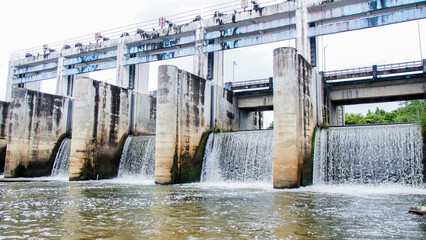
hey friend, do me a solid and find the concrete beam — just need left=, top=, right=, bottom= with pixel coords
left=328, top=79, right=426, bottom=105
left=237, top=94, right=273, bottom=111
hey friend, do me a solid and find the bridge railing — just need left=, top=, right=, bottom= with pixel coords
left=376, top=60, right=423, bottom=72
left=324, top=60, right=424, bottom=81
left=10, top=0, right=281, bottom=60
left=230, top=77, right=273, bottom=91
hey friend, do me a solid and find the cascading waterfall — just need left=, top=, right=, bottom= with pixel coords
left=51, top=138, right=71, bottom=177
left=117, top=135, right=155, bottom=179
left=201, top=130, right=273, bottom=183
left=313, top=123, right=424, bottom=186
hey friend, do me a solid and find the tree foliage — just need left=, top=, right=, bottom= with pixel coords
left=345, top=100, right=425, bottom=125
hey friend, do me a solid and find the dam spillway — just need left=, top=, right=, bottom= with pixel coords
left=51, top=138, right=71, bottom=178
left=313, top=123, right=424, bottom=186
left=201, top=130, right=273, bottom=184
left=117, top=135, right=156, bottom=180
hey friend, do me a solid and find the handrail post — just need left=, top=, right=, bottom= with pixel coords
left=372, top=65, right=378, bottom=80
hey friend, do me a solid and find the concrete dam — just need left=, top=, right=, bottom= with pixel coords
left=0, top=0, right=425, bottom=188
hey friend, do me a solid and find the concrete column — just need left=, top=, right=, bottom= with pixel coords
left=213, top=50, right=224, bottom=87
left=134, top=63, right=150, bottom=94
left=329, top=104, right=345, bottom=126
left=272, top=47, right=316, bottom=188
left=69, top=77, right=131, bottom=180
left=55, top=56, right=66, bottom=96
left=115, top=43, right=129, bottom=88
left=5, top=61, right=14, bottom=102
left=296, top=0, right=310, bottom=63
left=193, top=22, right=207, bottom=79
left=155, top=66, right=179, bottom=184
left=155, top=65, right=212, bottom=184
left=273, top=47, right=301, bottom=188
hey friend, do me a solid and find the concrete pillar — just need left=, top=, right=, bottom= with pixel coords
left=134, top=63, right=150, bottom=94
left=296, top=0, right=310, bottom=63
left=4, top=89, right=69, bottom=178
left=5, top=61, right=14, bottom=102
left=193, top=22, right=207, bottom=79
left=115, top=43, right=129, bottom=88
left=213, top=50, right=224, bottom=87
left=155, top=65, right=212, bottom=184
left=273, top=47, right=316, bottom=188
left=329, top=104, right=345, bottom=126
left=55, top=57, right=66, bottom=96
left=69, top=77, right=131, bottom=180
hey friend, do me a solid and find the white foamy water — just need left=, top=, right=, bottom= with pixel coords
left=51, top=138, right=71, bottom=178
left=294, top=184, right=426, bottom=196
left=313, top=123, right=424, bottom=186
left=201, top=130, right=273, bottom=184
left=117, top=135, right=155, bottom=181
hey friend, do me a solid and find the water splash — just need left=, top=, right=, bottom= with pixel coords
left=117, top=135, right=155, bottom=180
left=51, top=138, right=71, bottom=178
left=201, top=130, right=273, bottom=184
left=314, top=123, right=424, bottom=186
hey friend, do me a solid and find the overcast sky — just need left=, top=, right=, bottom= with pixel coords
left=0, top=0, right=425, bottom=115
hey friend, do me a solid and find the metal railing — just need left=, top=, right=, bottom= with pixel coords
left=10, top=0, right=281, bottom=60
left=231, top=77, right=272, bottom=90
left=324, top=60, right=424, bottom=79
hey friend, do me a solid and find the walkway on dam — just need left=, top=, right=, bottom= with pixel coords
left=231, top=59, right=425, bottom=110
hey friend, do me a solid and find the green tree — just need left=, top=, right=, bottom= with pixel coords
left=394, top=100, right=425, bottom=123
left=267, top=121, right=274, bottom=129
left=345, top=113, right=364, bottom=125
left=345, top=100, right=425, bottom=126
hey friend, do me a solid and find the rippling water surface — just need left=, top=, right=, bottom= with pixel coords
left=1, top=180, right=425, bottom=239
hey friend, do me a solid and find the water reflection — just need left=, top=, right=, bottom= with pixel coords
left=1, top=182, right=425, bottom=239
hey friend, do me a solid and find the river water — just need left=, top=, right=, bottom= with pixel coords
left=1, top=179, right=425, bottom=239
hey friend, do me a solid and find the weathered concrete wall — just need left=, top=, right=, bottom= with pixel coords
left=0, top=101, right=8, bottom=173
left=0, top=139, right=6, bottom=174
left=155, top=65, right=214, bottom=184
left=69, top=78, right=127, bottom=180
left=4, top=89, right=71, bottom=177
left=69, top=77, right=156, bottom=180
left=214, top=87, right=239, bottom=131
left=239, top=110, right=263, bottom=130
left=133, top=92, right=156, bottom=135
left=0, top=101, right=10, bottom=139
left=272, top=47, right=317, bottom=188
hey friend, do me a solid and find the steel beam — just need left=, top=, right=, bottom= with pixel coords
left=124, top=35, right=196, bottom=55
left=13, top=62, right=58, bottom=75
left=124, top=47, right=195, bottom=65
left=13, top=71, right=57, bottom=84
left=62, top=61, right=116, bottom=76
left=310, top=7, right=425, bottom=37
left=203, top=29, right=296, bottom=53
left=63, top=50, right=117, bottom=66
